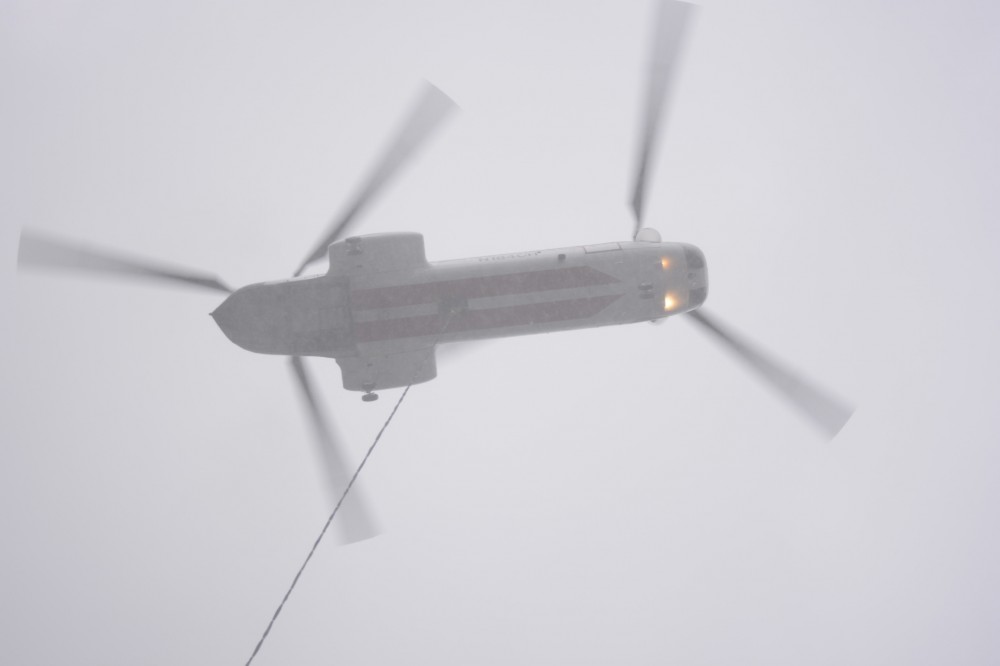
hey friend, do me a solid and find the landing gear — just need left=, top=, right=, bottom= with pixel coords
left=362, top=382, right=378, bottom=402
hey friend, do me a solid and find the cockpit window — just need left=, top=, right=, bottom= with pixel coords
left=684, top=245, right=705, bottom=269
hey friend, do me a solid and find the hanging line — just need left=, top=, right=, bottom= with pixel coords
left=245, top=312, right=455, bottom=665
left=244, top=383, right=414, bottom=666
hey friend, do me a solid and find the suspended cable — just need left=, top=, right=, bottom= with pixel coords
left=245, top=313, right=454, bottom=665
left=244, top=383, right=414, bottom=666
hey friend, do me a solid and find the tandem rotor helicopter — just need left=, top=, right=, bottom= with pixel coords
left=17, top=0, right=853, bottom=542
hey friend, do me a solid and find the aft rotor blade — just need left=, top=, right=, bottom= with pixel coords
left=629, top=0, right=695, bottom=237
left=18, top=230, right=231, bottom=294
left=293, top=83, right=457, bottom=276
left=289, top=356, right=379, bottom=544
left=687, top=309, right=854, bottom=438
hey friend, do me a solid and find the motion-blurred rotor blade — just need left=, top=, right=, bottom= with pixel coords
left=687, top=309, right=854, bottom=438
left=629, top=0, right=695, bottom=237
left=18, top=230, right=231, bottom=294
left=435, top=340, right=486, bottom=364
left=293, top=83, right=457, bottom=276
left=289, top=356, right=379, bottom=544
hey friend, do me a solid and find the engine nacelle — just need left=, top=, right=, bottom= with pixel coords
left=327, top=232, right=428, bottom=276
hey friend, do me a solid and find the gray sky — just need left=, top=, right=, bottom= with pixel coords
left=3, top=0, right=1000, bottom=664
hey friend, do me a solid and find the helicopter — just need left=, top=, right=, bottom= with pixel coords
left=17, top=0, right=852, bottom=543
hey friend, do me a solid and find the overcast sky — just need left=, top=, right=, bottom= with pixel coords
left=3, top=1, right=1000, bottom=664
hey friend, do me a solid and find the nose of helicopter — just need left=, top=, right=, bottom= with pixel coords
left=210, top=289, right=250, bottom=348
left=210, top=278, right=355, bottom=357
left=210, top=283, right=287, bottom=354
left=682, top=244, right=708, bottom=308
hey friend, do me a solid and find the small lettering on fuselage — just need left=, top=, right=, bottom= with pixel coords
left=476, top=251, right=543, bottom=262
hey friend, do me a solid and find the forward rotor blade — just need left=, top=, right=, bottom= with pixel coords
left=687, top=309, right=854, bottom=438
left=629, top=0, right=695, bottom=237
left=289, top=356, right=379, bottom=544
left=293, top=83, right=457, bottom=276
left=18, top=230, right=231, bottom=294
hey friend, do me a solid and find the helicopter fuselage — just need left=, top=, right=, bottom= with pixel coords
left=211, top=233, right=707, bottom=393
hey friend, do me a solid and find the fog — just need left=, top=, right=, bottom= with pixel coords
left=2, top=1, right=999, bottom=664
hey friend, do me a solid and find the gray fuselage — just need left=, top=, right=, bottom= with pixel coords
left=211, top=234, right=707, bottom=392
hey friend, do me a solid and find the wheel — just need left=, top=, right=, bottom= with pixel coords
left=362, top=392, right=379, bottom=403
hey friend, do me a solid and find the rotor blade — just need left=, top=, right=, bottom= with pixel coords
left=18, top=229, right=231, bottom=294
left=289, top=356, right=379, bottom=544
left=293, top=82, right=457, bottom=276
left=435, top=340, right=486, bottom=364
left=687, top=309, right=854, bottom=438
left=629, top=0, right=695, bottom=237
